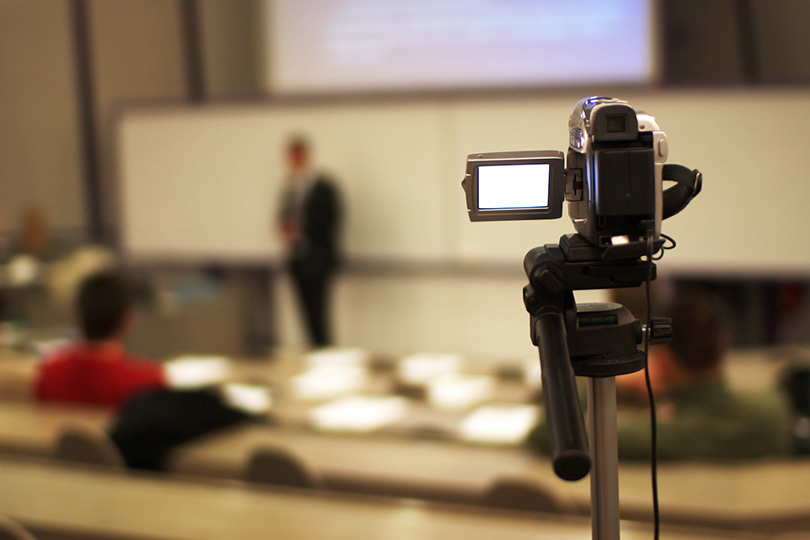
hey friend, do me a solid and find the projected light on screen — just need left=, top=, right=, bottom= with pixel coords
left=478, top=164, right=550, bottom=210
left=266, top=0, right=655, bottom=94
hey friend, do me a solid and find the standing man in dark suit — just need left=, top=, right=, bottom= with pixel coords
left=278, top=136, right=342, bottom=347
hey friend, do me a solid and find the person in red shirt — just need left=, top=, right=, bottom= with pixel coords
left=35, top=271, right=166, bottom=407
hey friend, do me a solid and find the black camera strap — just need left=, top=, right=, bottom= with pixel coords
left=662, top=164, right=703, bottom=219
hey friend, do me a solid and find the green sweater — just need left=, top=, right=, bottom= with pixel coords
left=529, top=381, right=792, bottom=461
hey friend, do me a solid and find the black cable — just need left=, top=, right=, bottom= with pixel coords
left=652, top=233, right=676, bottom=261
left=644, top=235, right=660, bottom=540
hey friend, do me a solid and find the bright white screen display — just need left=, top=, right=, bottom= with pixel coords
left=266, top=0, right=655, bottom=94
left=477, top=164, right=550, bottom=210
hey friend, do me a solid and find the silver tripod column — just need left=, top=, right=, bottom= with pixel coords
left=588, top=376, right=621, bottom=540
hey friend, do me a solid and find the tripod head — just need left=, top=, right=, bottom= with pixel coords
left=523, top=233, right=673, bottom=480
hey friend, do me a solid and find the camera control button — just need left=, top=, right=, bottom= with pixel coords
left=657, top=138, right=668, bottom=159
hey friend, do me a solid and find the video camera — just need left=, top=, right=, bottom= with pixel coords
left=461, top=97, right=703, bottom=489
left=462, top=96, right=701, bottom=260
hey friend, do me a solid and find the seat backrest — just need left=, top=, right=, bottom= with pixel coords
left=481, top=478, right=562, bottom=514
left=0, top=516, right=38, bottom=540
left=55, top=426, right=126, bottom=469
left=243, top=447, right=321, bottom=489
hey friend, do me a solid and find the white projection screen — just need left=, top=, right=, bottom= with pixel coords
left=265, top=0, right=657, bottom=94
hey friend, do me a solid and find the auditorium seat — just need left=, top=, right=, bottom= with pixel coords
left=0, top=516, right=37, bottom=540
left=54, top=426, right=125, bottom=469
left=243, top=447, right=322, bottom=489
left=482, top=477, right=564, bottom=514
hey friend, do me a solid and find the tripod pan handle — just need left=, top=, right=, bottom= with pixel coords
left=535, top=311, right=591, bottom=481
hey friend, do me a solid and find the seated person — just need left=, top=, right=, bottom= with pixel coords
left=529, top=291, right=792, bottom=461
left=34, top=271, right=166, bottom=407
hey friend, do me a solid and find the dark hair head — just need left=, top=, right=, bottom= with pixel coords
left=664, top=289, right=731, bottom=373
left=77, top=271, right=132, bottom=341
left=286, top=135, right=310, bottom=157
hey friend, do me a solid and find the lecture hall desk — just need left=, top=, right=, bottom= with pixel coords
left=168, top=350, right=810, bottom=532
left=0, top=396, right=805, bottom=533
left=0, top=456, right=777, bottom=540
left=164, top=421, right=810, bottom=533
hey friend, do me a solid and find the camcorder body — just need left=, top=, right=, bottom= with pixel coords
left=462, top=97, right=700, bottom=259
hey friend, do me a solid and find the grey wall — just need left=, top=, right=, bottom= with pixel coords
left=88, top=0, right=189, bottom=235
left=0, top=0, right=85, bottom=235
left=664, top=0, right=810, bottom=84
left=752, top=0, right=810, bottom=81
left=198, top=0, right=262, bottom=98
left=664, top=0, right=747, bottom=83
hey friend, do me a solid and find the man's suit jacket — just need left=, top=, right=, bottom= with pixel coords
left=281, top=175, right=341, bottom=269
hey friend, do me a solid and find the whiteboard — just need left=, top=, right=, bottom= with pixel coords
left=118, top=90, right=810, bottom=275
left=118, top=101, right=449, bottom=262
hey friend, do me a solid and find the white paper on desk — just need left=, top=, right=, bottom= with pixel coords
left=310, top=395, right=408, bottom=432
left=397, top=352, right=462, bottom=385
left=304, top=347, right=370, bottom=368
left=222, top=383, right=273, bottom=415
left=32, top=337, right=72, bottom=359
left=523, top=357, right=543, bottom=391
left=165, top=356, right=231, bottom=389
left=290, top=365, right=368, bottom=401
left=459, top=404, right=540, bottom=445
left=427, top=374, right=494, bottom=411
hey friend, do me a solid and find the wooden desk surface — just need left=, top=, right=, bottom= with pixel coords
left=0, top=401, right=112, bottom=457
left=4, top=396, right=807, bottom=531
left=0, top=457, right=766, bottom=540
left=166, top=422, right=810, bottom=527
left=167, top=424, right=571, bottom=505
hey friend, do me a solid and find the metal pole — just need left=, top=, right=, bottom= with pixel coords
left=588, top=377, right=620, bottom=540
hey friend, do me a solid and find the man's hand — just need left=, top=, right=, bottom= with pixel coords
left=281, top=220, right=300, bottom=246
